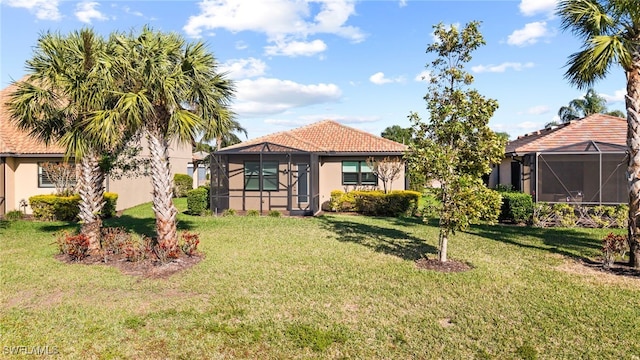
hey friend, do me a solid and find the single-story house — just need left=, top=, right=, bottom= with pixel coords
left=488, top=113, right=627, bottom=204
left=212, top=120, right=408, bottom=215
left=0, top=81, right=192, bottom=216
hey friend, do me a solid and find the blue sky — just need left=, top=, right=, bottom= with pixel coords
left=0, top=0, right=628, bottom=141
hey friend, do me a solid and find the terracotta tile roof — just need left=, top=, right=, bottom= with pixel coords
left=506, top=113, right=626, bottom=154
left=0, top=80, right=65, bottom=155
left=219, top=120, right=407, bottom=153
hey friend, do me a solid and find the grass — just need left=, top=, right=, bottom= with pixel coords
left=1, top=198, right=639, bottom=359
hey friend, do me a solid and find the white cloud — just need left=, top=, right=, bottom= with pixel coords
left=601, top=89, right=626, bottom=103
left=3, top=0, right=61, bottom=20
left=122, top=5, right=144, bottom=17
left=526, top=105, right=550, bottom=115
left=519, top=0, right=558, bottom=17
left=265, top=39, right=327, bottom=57
left=75, top=1, right=108, bottom=24
left=183, top=0, right=364, bottom=56
left=399, top=0, right=407, bottom=7
left=235, top=41, right=248, bottom=50
left=219, top=58, right=267, bottom=79
left=369, top=72, right=404, bottom=85
left=233, top=77, right=342, bottom=116
left=507, top=21, right=549, bottom=46
left=472, top=62, right=535, bottom=73
left=414, top=70, right=431, bottom=82
left=517, top=121, right=542, bottom=130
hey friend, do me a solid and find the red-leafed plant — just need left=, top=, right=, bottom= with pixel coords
left=602, top=233, right=628, bottom=268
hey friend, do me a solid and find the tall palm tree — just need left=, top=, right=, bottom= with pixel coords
left=557, top=0, right=640, bottom=267
left=558, top=88, right=624, bottom=122
left=89, top=27, right=235, bottom=250
left=8, top=29, right=111, bottom=251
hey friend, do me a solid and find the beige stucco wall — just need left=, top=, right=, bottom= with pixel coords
left=319, top=156, right=406, bottom=208
left=1, top=139, right=191, bottom=215
left=4, top=157, right=66, bottom=214
left=107, top=139, right=192, bottom=211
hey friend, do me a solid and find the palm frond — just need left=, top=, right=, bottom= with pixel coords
left=557, top=0, right=615, bottom=38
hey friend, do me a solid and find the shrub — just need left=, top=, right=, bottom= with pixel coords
left=187, top=186, right=209, bottom=215
left=101, top=192, right=119, bottom=218
left=179, top=231, right=200, bottom=256
left=100, top=227, right=131, bottom=255
left=602, top=233, right=628, bottom=268
left=56, top=231, right=90, bottom=261
left=246, top=209, right=260, bottom=217
left=154, top=240, right=180, bottom=263
left=499, top=192, right=533, bottom=224
left=268, top=210, right=282, bottom=217
left=222, top=208, right=237, bottom=217
left=5, top=210, right=23, bottom=221
left=173, top=173, right=193, bottom=198
left=30, top=194, right=80, bottom=221
left=329, top=190, right=356, bottom=212
left=348, top=190, right=420, bottom=217
left=30, top=193, right=118, bottom=221
left=123, top=233, right=151, bottom=262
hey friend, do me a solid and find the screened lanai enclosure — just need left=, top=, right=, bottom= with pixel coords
left=532, top=141, right=626, bottom=205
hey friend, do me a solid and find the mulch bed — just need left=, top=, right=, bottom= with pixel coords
left=55, top=253, right=204, bottom=279
left=415, top=257, right=473, bottom=273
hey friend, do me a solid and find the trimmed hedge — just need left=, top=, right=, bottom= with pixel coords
left=30, top=192, right=120, bottom=221
left=498, top=192, right=533, bottom=224
left=330, top=190, right=421, bottom=217
left=174, top=173, right=193, bottom=198
left=102, top=192, right=118, bottom=218
left=30, top=194, right=80, bottom=221
left=187, top=186, right=209, bottom=215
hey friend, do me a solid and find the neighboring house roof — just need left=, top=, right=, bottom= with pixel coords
left=506, top=113, right=626, bottom=155
left=0, top=81, right=65, bottom=155
left=218, top=120, right=407, bottom=154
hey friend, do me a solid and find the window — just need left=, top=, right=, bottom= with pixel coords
left=38, top=163, right=55, bottom=188
left=342, top=161, right=377, bottom=186
left=244, top=161, right=279, bottom=191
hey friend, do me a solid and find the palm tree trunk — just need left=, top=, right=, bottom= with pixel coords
left=78, top=150, right=105, bottom=252
left=626, top=60, right=640, bottom=268
left=147, top=130, right=178, bottom=250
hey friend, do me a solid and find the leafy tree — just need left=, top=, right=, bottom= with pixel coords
left=88, top=27, right=235, bottom=252
left=406, top=22, right=506, bottom=262
left=381, top=125, right=413, bottom=144
left=558, top=88, right=625, bottom=122
left=8, top=29, right=114, bottom=250
left=557, top=0, right=640, bottom=267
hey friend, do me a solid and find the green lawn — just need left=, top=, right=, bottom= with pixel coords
left=1, top=199, right=638, bottom=359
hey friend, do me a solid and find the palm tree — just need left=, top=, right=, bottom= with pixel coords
left=558, top=88, right=624, bottom=122
left=557, top=0, right=640, bottom=267
left=89, top=27, right=235, bottom=251
left=8, top=29, right=111, bottom=251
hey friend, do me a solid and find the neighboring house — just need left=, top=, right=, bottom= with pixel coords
left=212, top=120, right=408, bottom=215
left=0, top=81, right=192, bottom=216
left=488, top=113, right=627, bottom=205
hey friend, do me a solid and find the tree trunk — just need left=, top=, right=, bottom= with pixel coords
left=626, top=60, right=640, bottom=268
left=438, top=229, right=448, bottom=262
left=147, top=130, right=178, bottom=250
left=77, top=150, right=105, bottom=252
